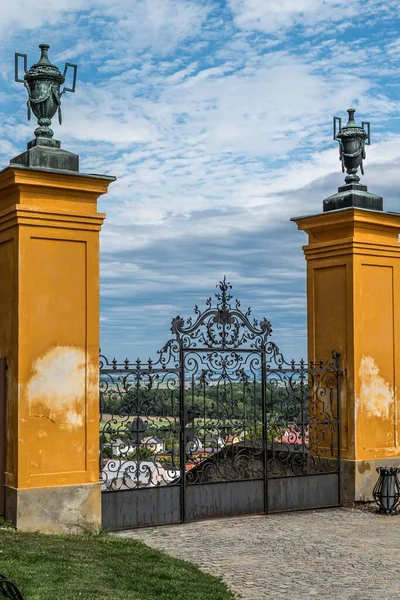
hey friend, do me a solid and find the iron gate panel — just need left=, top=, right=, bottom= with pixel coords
left=100, top=346, right=182, bottom=530
left=265, top=351, right=341, bottom=512
left=100, top=278, right=341, bottom=530
left=182, top=349, right=265, bottom=520
left=102, top=485, right=181, bottom=531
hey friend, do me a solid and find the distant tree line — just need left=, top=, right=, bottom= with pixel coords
left=101, top=381, right=308, bottom=421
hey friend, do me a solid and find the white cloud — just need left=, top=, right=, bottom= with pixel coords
left=228, top=0, right=400, bottom=34
left=0, top=0, right=86, bottom=31
left=1, top=0, right=400, bottom=361
left=228, top=0, right=353, bottom=33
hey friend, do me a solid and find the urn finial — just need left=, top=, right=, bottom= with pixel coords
left=333, top=108, right=371, bottom=185
left=322, top=108, right=382, bottom=212
left=346, top=107, right=356, bottom=123
left=38, top=43, right=51, bottom=65
left=15, top=43, right=77, bottom=141
left=12, top=44, right=79, bottom=172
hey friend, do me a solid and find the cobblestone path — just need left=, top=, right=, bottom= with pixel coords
left=116, top=508, right=400, bottom=600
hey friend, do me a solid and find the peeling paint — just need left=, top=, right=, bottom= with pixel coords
left=357, top=461, right=371, bottom=474
left=358, top=356, right=393, bottom=419
left=32, top=414, right=55, bottom=423
left=26, top=346, right=85, bottom=430
left=66, top=410, right=83, bottom=428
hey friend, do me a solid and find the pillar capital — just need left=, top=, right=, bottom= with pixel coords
left=293, top=208, right=400, bottom=260
left=293, top=206, right=400, bottom=237
left=0, top=166, right=115, bottom=216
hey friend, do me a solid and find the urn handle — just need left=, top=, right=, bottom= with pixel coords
left=14, top=53, right=28, bottom=84
left=333, top=116, right=342, bottom=140
left=362, top=121, right=371, bottom=145
left=61, top=62, right=77, bottom=95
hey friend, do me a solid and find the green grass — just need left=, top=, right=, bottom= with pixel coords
left=0, top=530, right=235, bottom=600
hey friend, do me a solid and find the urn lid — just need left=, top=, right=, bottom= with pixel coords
left=25, top=44, right=65, bottom=84
left=335, top=108, right=368, bottom=140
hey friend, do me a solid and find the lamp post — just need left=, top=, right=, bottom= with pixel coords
left=373, top=467, right=400, bottom=515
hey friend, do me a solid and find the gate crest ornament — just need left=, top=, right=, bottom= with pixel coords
left=171, top=277, right=272, bottom=349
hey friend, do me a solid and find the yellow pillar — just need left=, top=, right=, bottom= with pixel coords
left=0, top=165, right=114, bottom=532
left=293, top=208, right=400, bottom=502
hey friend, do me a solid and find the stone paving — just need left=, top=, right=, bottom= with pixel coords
left=116, top=508, right=400, bottom=600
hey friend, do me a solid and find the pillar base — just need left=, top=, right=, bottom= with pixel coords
left=4, top=483, right=101, bottom=534
left=341, top=458, right=400, bottom=503
left=10, top=138, right=79, bottom=172
left=322, top=183, right=383, bottom=212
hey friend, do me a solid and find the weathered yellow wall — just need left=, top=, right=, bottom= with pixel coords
left=354, top=258, right=398, bottom=459
left=294, top=209, right=400, bottom=497
left=308, top=263, right=350, bottom=458
left=0, top=167, right=113, bottom=499
left=0, top=234, right=17, bottom=486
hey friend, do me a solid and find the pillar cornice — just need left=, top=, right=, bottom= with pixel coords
left=302, top=239, right=400, bottom=260
left=0, top=166, right=115, bottom=193
left=0, top=166, right=115, bottom=215
left=0, top=206, right=106, bottom=234
left=293, top=206, right=400, bottom=228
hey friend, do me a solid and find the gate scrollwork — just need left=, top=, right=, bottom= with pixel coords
left=100, top=278, right=341, bottom=499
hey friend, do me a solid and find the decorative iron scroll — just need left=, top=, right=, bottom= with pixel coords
left=265, top=349, right=340, bottom=478
left=100, top=279, right=341, bottom=492
left=171, top=276, right=272, bottom=349
left=99, top=356, right=181, bottom=491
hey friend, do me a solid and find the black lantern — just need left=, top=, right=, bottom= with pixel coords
left=0, top=574, right=25, bottom=599
left=373, top=467, right=400, bottom=515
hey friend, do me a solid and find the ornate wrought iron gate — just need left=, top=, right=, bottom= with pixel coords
left=100, top=279, right=341, bottom=531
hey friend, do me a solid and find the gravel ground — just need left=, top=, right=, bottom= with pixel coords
left=116, top=507, right=400, bottom=600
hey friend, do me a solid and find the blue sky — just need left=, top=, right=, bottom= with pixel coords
left=2, top=0, right=400, bottom=362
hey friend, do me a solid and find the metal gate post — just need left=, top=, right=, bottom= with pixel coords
left=179, top=348, right=186, bottom=523
left=262, top=350, right=268, bottom=514
left=336, top=352, right=342, bottom=506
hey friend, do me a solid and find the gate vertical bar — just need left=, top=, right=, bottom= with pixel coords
left=0, top=357, right=6, bottom=517
left=262, top=349, right=268, bottom=513
left=299, top=360, right=306, bottom=474
left=336, top=352, right=342, bottom=506
left=179, top=347, right=186, bottom=522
